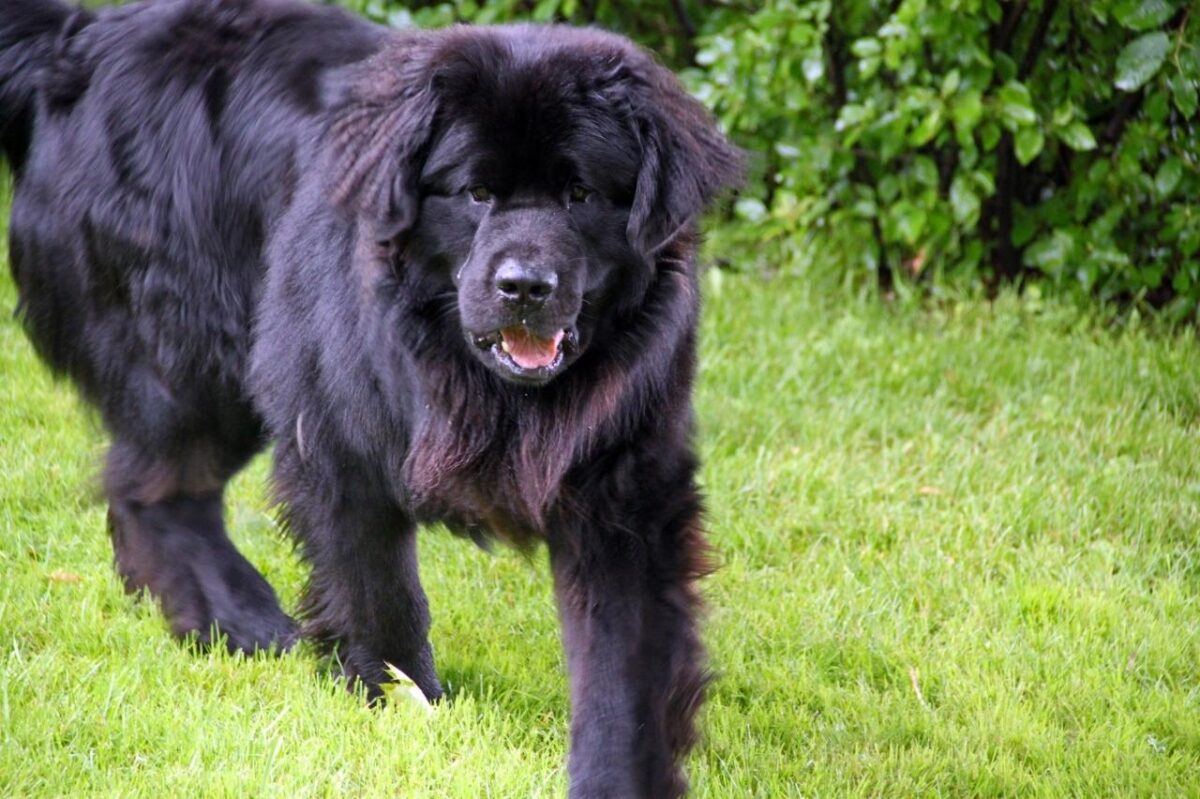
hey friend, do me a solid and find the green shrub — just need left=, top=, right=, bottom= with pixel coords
left=691, top=0, right=1199, bottom=313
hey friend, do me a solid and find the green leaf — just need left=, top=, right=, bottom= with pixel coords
left=909, top=106, right=944, bottom=146
left=1114, top=0, right=1175, bottom=31
left=803, top=54, right=825, bottom=83
left=953, top=89, right=984, bottom=132
left=851, top=37, right=881, bottom=58
left=1183, top=230, right=1200, bottom=258
left=533, top=0, right=560, bottom=22
left=851, top=197, right=878, bottom=219
left=997, top=81, right=1038, bottom=128
left=1058, top=121, right=1097, bottom=151
left=892, top=202, right=928, bottom=246
left=1015, top=126, right=1045, bottom=165
left=735, top=197, right=769, bottom=223
left=912, top=155, right=939, bottom=188
left=940, top=69, right=961, bottom=97
left=1145, top=88, right=1171, bottom=122
left=971, top=170, right=996, bottom=197
left=1025, top=230, right=1076, bottom=274
left=950, top=175, right=981, bottom=225
left=1012, top=213, right=1037, bottom=248
left=1052, top=102, right=1075, bottom=128
left=381, top=664, right=435, bottom=714
left=836, top=103, right=871, bottom=130
left=879, top=175, right=900, bottom=203
left=1154, top=158, right=1183, bottom=197
left=1114, top=32, right=1170, bottom=92
left=1169, top=74, right=1198, bottom=118
left=980, top=122, right=1002, bottom=151
left=995, top=52, right=1017, bottom=83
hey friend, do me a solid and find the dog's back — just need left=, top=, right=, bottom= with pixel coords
left=2, top=0, right=380, bottom=421
left=0, top=0, right=75, bottom=171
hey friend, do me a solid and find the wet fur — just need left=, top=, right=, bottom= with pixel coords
left=1, top=1, right=741, bottom=796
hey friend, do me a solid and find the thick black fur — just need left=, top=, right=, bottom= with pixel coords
left=1, top=1, right=741, bottom=796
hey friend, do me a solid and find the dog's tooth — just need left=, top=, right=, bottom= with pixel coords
left=501, top=338, right=511, bottom=354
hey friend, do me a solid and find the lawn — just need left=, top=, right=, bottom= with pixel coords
left=2, top=225, right=1199, bottom=794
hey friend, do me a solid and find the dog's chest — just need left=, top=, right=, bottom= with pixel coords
left=396, top=403, right=579, bottom=546
left=408, top=470, right=543, bottom=547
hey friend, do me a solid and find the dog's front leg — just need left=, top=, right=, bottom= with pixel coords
left=274, top=440, right=442, bottom=703
left=549, top=470, right=709, bottom=799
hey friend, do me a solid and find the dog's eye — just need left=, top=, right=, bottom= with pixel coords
left=467, top=185, right=493, bottom=203
left=568, top=184, right=593, bottom=205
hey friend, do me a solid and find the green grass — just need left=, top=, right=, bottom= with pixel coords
left=3, top=230, right=1199, bottom=796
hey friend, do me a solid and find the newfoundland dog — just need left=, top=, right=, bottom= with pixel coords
left=1, top=0, right=741, bottom=794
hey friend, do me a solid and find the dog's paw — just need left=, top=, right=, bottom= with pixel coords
left=336, top=642, right=444, bottom=704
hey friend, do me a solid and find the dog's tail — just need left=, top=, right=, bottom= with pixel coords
left=0, top=0, right=77, bottom=172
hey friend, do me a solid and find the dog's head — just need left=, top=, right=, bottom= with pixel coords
left=329, top=26, right=741, bottom=386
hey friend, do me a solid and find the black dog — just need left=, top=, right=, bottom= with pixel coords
left=1, top=0, right=741, bottom=794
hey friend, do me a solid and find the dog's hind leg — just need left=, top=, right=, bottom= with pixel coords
left=104, top=439, right=298, bottom=654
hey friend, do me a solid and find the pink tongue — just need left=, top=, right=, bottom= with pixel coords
left=501, top=326, right=563, bottom=369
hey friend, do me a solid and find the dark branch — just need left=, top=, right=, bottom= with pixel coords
left=669, top=0, right=696, bottom=39
left=1019, top=0, right=1059, bottom=79
left=993, top=0, right=1029, bottom=50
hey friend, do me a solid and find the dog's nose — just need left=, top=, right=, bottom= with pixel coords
left=495, top=259, right=557, bottom=308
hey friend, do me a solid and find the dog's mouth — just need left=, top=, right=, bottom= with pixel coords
left=470, top=325, right=576, bottom=385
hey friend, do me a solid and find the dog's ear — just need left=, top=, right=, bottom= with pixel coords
left=328, top=33, right=441, bottom=242
left=622, top=53, right=743, bottom=259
